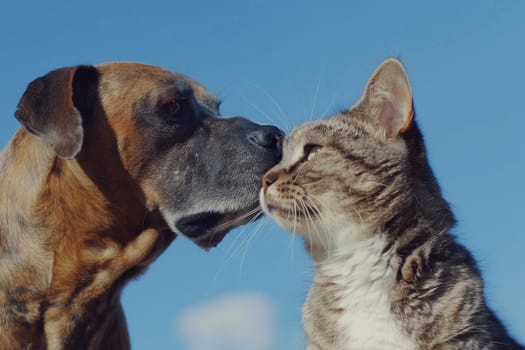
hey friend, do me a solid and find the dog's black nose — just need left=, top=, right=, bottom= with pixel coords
left=248, top=126, right=284, bottom=151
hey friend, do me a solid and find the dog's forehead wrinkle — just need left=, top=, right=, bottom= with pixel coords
left=158, top=80, right=219, bottom=116
left=96, top=62, right=220, bottom=116
left=189, top=84, right=219, bottom=114
left=161, top=79, right=193, bottom=96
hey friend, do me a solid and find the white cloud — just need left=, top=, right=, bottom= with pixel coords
left=175, top=292, right=276, bottom=350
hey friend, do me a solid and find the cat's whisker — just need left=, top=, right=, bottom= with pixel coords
left=296, top=177, right=323, bottom=187
left=290, top=198, right=299, bottom=264
left=239, top=216, right=268, bottom=273
left=292, top=196, right=298, bottom=235
left=303, top=195, right=334, bottom=255
left=289, top=164, right=304, bottom=184
left=311, top=207, right=334, bottom=258
left=292, top=200, right=312, bottom=252
left=281, top=198, right=299, bottom=261
left=304, top=195, right=335, bottom=236
left=285, top=198, right=294, bottom=224
left=295, top=198, right=315, bottom=247
left=289, top=228, right=297, bottom=265
left=290, top=162, right=313, bottom=185
left=320, top=94, right=338, bottom=119
left=297, top=197, right=329, bottom=253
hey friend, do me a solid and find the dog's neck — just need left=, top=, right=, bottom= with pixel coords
left=1, top=129, right=175, bottom=348
left=1, top=129, right=153, bottom=242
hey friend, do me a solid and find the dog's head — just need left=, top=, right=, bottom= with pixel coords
left=15, top=63, right=283, bottom=248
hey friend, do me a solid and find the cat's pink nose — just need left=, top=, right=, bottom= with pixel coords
left=262, top=171, right=278, bottom=190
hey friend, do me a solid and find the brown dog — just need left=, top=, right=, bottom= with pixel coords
left=0, top=63, right=282, bottom=349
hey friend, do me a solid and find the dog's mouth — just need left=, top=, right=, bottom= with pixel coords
left=175, top=203, right=261, bottom=249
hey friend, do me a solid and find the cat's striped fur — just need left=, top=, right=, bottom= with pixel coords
left=260, top=58, right=524, bottom=349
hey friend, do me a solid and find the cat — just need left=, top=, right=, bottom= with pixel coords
left=260, top=58, right=524, bottom=350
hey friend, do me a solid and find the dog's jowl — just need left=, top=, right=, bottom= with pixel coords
left=0, top=62, right=282, bottom=350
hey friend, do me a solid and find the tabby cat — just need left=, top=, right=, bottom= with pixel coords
left=260, top=58, right=524, bottom=349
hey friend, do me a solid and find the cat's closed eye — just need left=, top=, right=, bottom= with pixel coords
left=303, top=144, right=322, bottom=162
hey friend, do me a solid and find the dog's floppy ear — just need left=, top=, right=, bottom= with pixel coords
left=14, top=65, right=99, bottom=159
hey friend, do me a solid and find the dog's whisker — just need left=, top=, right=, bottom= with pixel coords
left=238, top=217, right=268, bottom=272
left=241, top=95, right=282, bottom=128
left=213, top=227, right=256, bottom=286
left=211, top=207, right=263, bottom=231
left=243, top=80, right=291, bottom=133
left=213, top=209, right=265, bottom=282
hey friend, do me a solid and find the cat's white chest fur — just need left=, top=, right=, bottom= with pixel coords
left=303, top=233, right=416, bottom=350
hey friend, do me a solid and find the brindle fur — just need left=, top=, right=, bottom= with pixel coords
left=0, top=62, right=281, bottom=349
left=261, top=59, right=523, bottom=349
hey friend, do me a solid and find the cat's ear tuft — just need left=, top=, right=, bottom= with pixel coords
left=356, top=58, right=413, bottom=140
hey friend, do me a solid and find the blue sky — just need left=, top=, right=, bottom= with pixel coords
left=1, top=1, right=524, bottom=348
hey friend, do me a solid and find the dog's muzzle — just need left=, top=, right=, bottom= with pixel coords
left=174, top=122, right=283, bottom=249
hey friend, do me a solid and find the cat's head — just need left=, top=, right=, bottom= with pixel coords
left=260, top=58, right=449, bottom=257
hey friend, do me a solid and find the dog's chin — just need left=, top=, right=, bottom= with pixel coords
left=175, top=203, right=260, bottom=250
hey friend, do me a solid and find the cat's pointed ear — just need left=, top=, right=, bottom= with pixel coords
left=355, top=58, right=413, bottom=140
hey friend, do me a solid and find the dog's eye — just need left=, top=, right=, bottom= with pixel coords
left=163, top=100, right=181, bottom=117
left=303, top=144, right=322, bottom=162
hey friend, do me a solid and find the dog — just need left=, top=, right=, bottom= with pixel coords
left=0, top=62, right=283, bottom=349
